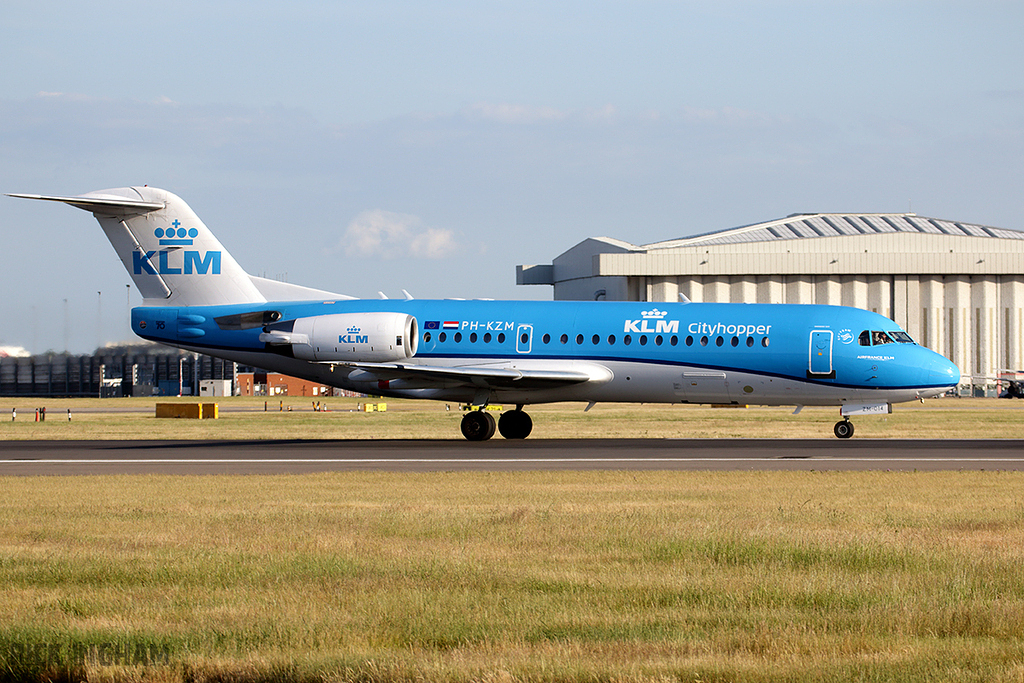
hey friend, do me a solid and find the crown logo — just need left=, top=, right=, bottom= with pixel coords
left=347, top=326, right=361, bottom=334
left=155, top=219, right=198, bottom=246
left=641, top=308, right=667, bottom=319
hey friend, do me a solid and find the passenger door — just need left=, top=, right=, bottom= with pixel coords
left=808, top=330, right=834, bottom=378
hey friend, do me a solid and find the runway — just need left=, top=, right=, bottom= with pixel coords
left=1, top=439, right=1023, bottom=475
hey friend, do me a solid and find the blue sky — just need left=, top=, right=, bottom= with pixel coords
left=2, top=1, right=1022, bottom=353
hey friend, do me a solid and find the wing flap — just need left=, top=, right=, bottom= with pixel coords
left=342, top=362, right=595, bottom=389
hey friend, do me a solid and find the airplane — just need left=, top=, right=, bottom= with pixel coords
left=9, top=186, right=961, bottom=440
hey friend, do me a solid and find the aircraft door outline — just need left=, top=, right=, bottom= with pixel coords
left=808, top=329, right=835, bottom=378
left=516, top=324, right=533, bottom=354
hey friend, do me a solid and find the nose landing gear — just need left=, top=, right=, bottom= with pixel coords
left=833, top=419, right=854, bottom=439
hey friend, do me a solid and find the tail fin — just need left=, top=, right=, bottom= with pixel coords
left=9, top=187, right=267, bottom=306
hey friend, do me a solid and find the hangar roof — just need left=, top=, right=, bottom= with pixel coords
left=516, top=212, right=1024, bottom=287
left=639, top=213, right=1024, bottom=251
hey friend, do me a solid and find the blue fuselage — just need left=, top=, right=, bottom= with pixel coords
left=132, top=299, right=960, bottom=408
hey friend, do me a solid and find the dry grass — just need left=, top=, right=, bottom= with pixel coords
left=2, top=471, right=1024, bottom=681
left=0, top=396, right=1021, bottom=440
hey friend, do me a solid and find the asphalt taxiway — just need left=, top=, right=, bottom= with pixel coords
left=1, top=439, right=1022, bottom=475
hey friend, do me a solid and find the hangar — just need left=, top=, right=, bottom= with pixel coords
left=517, top=213, right=1024, bottom=387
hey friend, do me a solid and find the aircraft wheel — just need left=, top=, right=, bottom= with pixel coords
left=833, top=420, right=854, bottom=439
left=498, top=409, right=533, bottom=439
left=461, top=410, right=496, bottom=441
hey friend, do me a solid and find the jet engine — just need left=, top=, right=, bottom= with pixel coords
left=259, top=312, right=418, bottom=362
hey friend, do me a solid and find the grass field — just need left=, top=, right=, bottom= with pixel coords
left=1, top=398, right=1022, bottom=681
left=2, top=471, right=1024, bottom=682
left=0, top=395, right=1021, bottom=440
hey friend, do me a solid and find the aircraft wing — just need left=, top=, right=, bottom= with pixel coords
left=341, top=362, right=596, bottom=389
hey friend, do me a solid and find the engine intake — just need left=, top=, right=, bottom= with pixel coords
left=260, top=312, right=418, bottom=362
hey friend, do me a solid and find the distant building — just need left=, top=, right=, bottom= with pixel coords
left=235, top=370, right=360, bottom=397
left=518, top=212, right=1024, bottom=384
left=0, top=348, right=235, bottom=398
left=236, top=371, right=360, bottom=398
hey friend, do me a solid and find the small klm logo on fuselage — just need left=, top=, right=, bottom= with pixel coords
left=624, top=308, right=679, bottom=334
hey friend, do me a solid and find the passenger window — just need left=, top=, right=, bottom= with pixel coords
left=670, top=336, right=678, bottom=346
left=424, top=332, right=432, bottom=343
left=454, top=332, right=462, bottom=343
left=686, top=336, right=693, bottom=346
left=746, top=336, right=754, bottom=347
left=576, top=334, right=584, bottom=345
left=439, top=332, right=447, bottom=342
left=731, top=336, right=739, bottom=347
left=655, top=335, right=663, bottom=346
left=560, top=334, right=568, bottom=344
left=592, top=334, right=600, bottom=345
left=639, top=335, right=648, bottom=346
left=470, top=332, right=477, bottom=343
left=485, top=333, right=492, bottom=343
left=541, top=333, right=548, bottom=344
left=700, top=336, right=709, bottom=346
left=607, top=334, right=616, bottom=345
left=498, top=333, right=506, bottom=344
left=762, top=337, right=770, bottom=347
left=624, top=335, right=632, bottom=345
left=715, top=336, right=724, bottom=347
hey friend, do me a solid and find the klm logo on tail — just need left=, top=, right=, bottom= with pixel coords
left=133, top=226, right=221, bottom=275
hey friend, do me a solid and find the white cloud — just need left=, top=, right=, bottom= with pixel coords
left=466, top=102, right=570, bottom=124
left=338, top=209, right=458, bottom=259
left=409, top=227, right=459, bottom=259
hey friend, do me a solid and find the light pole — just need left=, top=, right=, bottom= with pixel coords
left=125, top=284, right=131, bottom=340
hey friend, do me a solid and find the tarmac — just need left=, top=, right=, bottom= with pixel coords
left=2, top=438, right=1022, bottom=475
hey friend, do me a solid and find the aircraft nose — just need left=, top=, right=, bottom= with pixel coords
left=927, top=354, right=960, bottom=389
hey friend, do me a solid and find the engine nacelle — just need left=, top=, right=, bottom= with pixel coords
left=260, top=312, right=418, bottom=362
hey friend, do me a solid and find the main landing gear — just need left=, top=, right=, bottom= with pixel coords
left=833, top=419, right=854, bottom=439
left=460, top=406, right=533, bottom=441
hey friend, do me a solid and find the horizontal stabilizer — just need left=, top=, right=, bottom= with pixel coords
left=7, top=192, right=164, bottom=215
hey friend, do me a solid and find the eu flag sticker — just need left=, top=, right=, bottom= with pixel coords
left=424, top=321, right=440, bottom=330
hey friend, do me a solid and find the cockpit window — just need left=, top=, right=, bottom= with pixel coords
left=872, top=331, right=893, bottom=345
left=888, top=330, right=914, bottom=343
left=860, top=330, right=901, bottom=346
